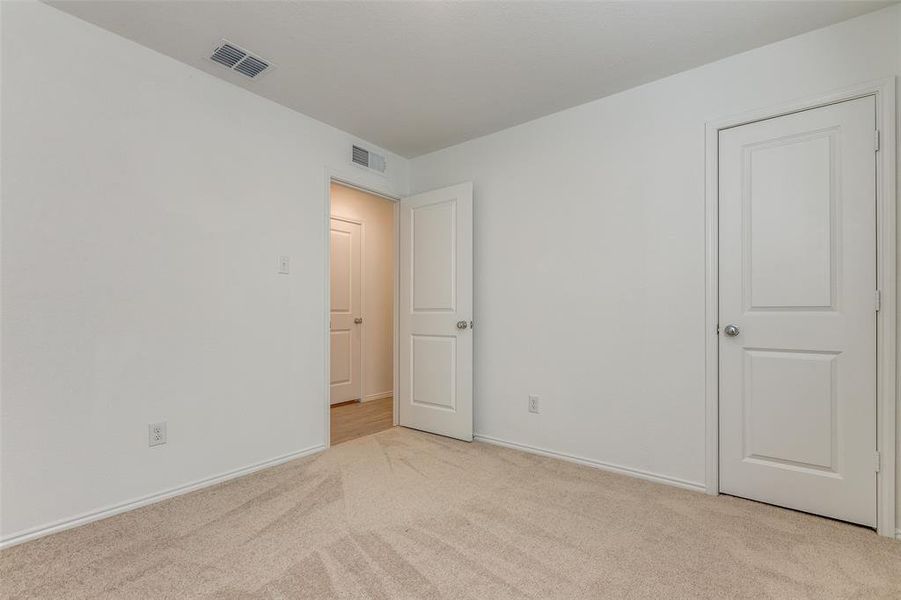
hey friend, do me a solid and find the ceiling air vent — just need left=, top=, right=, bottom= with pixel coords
left=209, top=40, right=271, bottom=79
left=351, top=145, right=387, bottom=174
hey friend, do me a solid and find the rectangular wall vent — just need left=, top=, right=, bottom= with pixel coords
left=351, top=144, right=387, bottom=174
left=210, top=40, right=271, bottom=79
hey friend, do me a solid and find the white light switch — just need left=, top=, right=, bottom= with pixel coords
left=278, top=256, right=290, bottom=274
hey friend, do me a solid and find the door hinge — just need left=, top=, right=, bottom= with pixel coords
left=874, top=130, right=880, bottom=152
left=875, top=289, right=881, bottom=312
left=875, top=451, right=881, bottom=473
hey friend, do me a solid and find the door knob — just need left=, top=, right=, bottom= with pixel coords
left=723, top=324, right=740, bottom=337
left=456, top=320, right=469, bottom=330
left=354, top=318, right=363, bottom=324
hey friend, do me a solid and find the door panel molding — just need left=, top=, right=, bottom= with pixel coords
left=704, top=78, right=896, bottom=537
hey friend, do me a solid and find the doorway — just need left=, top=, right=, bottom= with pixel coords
left=718, top=96, right=876, bottom=526
left=325, top=178, right=475, bottom=447
left=705, top=79, right=896, bottom=538
left=329, top=181, right=396, bottom=444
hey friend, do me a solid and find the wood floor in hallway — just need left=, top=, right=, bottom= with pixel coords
left=330, top=396, right=393, bottom=445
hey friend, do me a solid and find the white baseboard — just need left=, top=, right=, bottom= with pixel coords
left=0, top=444, right=325, bottom=550
left=474, top=434, right=706, bottom=493
left=362, top=390, right=392, bottom=402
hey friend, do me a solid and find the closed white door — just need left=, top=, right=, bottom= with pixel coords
left=399, top=183, right=473, bottom=441
left=330, top=218, right=362, bottom=405
left=718, top=96, right=877, bottom=526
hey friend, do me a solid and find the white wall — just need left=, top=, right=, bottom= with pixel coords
left=3, top=0, right=900, bottom=547
left=330, top=183, right=395, bottom=402
left=0, top=1, right=409, bottom=544
left=411, top=6, right=901, bottom=530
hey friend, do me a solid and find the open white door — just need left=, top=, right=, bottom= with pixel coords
left=330, top=218, right=362, bottom=405
left=398, top=182, right=473, bottom=441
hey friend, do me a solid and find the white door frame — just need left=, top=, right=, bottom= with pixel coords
left=323, top=168, right=401, bottom=449
left=704, top=78, right=897, bottom=538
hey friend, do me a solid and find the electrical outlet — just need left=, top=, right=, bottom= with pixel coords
left=278, top=255, right=290, bottom=274
left=148, top=422, right=167, bottom=447
left=528, top=395, right=540, bottom=414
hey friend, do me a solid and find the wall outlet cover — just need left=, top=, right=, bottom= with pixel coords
left=149, top=422, right=167, bottom=447
left=528, top=395, right=540, bottom=414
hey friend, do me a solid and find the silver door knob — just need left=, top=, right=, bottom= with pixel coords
left=456, top=320, right=469, bottom=330
left=723, top=324, right=740, bottom=337
left=354, top=318, right=363, bottom=324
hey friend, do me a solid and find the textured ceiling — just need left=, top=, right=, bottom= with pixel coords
left=47, top=1, right=893, bottom=157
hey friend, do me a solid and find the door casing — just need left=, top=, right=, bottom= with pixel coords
left=704, top=78, right=897, bottom=538
left=323, top=169, right=401, bottom=449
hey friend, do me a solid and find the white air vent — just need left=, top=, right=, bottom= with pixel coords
left=351, top=144, right=387, bottom=174
left=210, top=40, right=271, bottom=79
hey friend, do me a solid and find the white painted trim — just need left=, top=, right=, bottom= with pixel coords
left=392, top=198, right=400, bottom=427
left=704, top=112, right=720, bottom=498
left=323, top=168, right=401, bottom=448
left=474, top=434, right=706, bottom=493
left=0, top=444, right=325, bottom=550
left=872, top=81, right=897, bottom=541
left=704, top=78, right=897, bottom=537
left=896, top=529, right=901, bottom=541
left=363, top=390, right=393, bottom=402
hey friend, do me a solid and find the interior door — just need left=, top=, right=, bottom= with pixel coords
left=718, top=96, right=877, bottom=526
left=398, top=183, right=473, bottom=441
left=330, top=218, right=362, bottom=405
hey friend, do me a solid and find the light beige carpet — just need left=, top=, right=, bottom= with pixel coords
left=2, top=427, right=899, bottom=599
